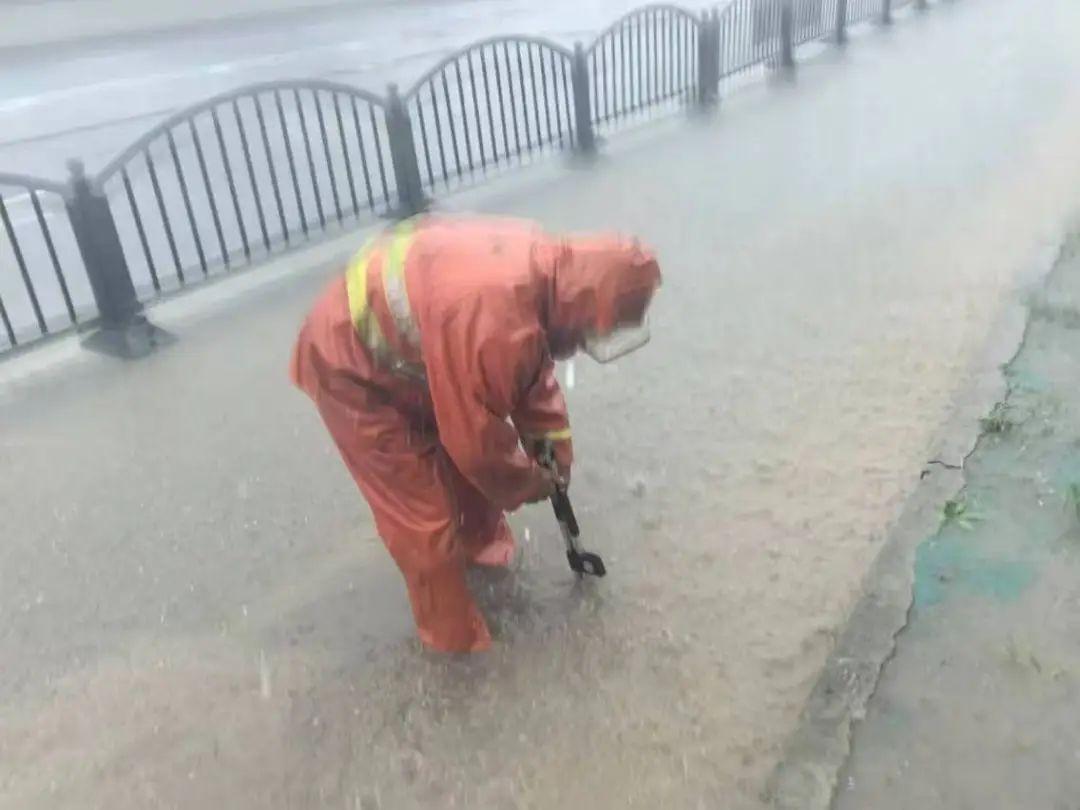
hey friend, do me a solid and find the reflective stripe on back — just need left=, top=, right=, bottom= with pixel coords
left=381, top=220, right=421, bottom=351
left=345, top=238, right=387, bottom=357
left=344, top=221, right=425, bottom=380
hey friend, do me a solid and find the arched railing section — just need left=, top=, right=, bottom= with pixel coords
left=0, top=173, right=88, bottom=350
left=587, top=5, right=703, bottom=129
left=94, top=80, right=394, bottom=294
left=404, top=36, right=577, bottom=191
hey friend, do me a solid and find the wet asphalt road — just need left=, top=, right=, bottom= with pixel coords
left=0, top=0, right=652, bottom=178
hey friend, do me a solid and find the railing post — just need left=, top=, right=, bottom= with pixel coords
left=570, top=42, right=597, bottom=156
left=383, top=84, right=427, bottom=217
left=835, top=0, right=848, bottom=44
left=882, top=0, right=893, bottom=24
left=697, top=10, right=720, bottom=107
left=65, top=159, right=162, bottom=358
left=780, top=0, right=795, bottom=69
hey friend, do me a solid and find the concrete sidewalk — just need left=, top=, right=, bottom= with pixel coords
left=4, top=0, right=1080, bottom=807
left=835, top=233, right=1080, bottom=810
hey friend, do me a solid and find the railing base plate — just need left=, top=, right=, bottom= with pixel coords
left=81, top=315, right=174, bottom=360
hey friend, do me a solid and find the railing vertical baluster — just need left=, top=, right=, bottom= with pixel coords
left=610, top=31, right=619, bottom=120
left=453, top=61, right=474, bottom=174
left=600, top=36, right=609, bottom=122
left=736, top=0, right=745, bottom=69
left=651, top=10, right=659, bottom=105
left=122, top=168, right=160, bottom=289
left=367, top=104, right=392, bottom=207
left=515, top=43, right=533, bottom=155
left=591, top=48, right=600, bottom=123
left=720, top=4, right=727, bottom=77
left=349, top=96, right=378, bottom=212
left=692, top=14, right=699, bottom=94
left=189, top=119, right=230, bottom=266
left=146, top=148, right=183, bottom=282
left=561, top=52, right=575, bottom=144
left=547, top=51, right=564, bottom=147
left=233, top=99, right=271, bottom=253
left=681, top=15, right=688, bottom=94
left=294, top=90, right=326, bottom=231
left=643, top=11, right=650, bottom=106
left=759, top=0, right=767, bottom=64
left=275, top=89, right=309, bottom=239
left=526, top=45, right=543, bottom=149
left=255, top=96, right=290, bottom=240
left=480, top=49, right=500, bottom=165
left=635, top=16, right=644, bottom=110
left=0, top=191, right=46, bottom=334
left=503, top=42, right=522, bottom=158
left=331, top=93, right=360, bottom=219
left=428, top=81, right=450, bottom=184
left=538, top=47, right=554, bottom=147
left=413, top=95, right=436, bottom=188
left=444, top=66, right=466, bottom=176
left=167, top=129, right=208, bottom=276
left=667, top=11, right=675, bottom=100
left=313, top=90, right=344, bottom=225
left=0, top=286, right=13, bottom=346
left=212, top=106, right=251, bottom=261
left=467, top=53, right=488, bottom=171
left=492, top=46, right=511, bottom=161
left=0, top=192, right=15, bottom=342
left=30, top=190, right=76, bottom=324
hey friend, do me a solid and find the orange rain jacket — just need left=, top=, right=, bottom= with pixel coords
left=290, top=215, right=661, bottom=652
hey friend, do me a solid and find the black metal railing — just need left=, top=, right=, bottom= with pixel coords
left=0, top=174, right=90, bottom=351
left=405, top=37, right=578, bottom=194
left=792, top=0, right=842, bottom=46
left=0, top=0, right=938, bottom=357
left=588, top=5, right=703, bottom=131
left=718, top=0, right=788, bottom=78
left=93, top=80, right=396, bottom=297
left=847, top=0, right=885, bottom=24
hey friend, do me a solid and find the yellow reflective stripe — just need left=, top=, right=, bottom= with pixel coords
left=384, top=220, right=415, bottom=284
left=523, top=427, right=572, bottom=442
left=381, top=220, right=420, bottom=347
left=345, top=239, right=374, bottom=325
left=345, top=238, right=387, bottom=356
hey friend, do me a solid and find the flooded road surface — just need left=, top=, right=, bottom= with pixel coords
left=4, top=0, right=1080, bottom=807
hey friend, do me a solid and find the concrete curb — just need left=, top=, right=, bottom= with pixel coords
left=765, top=253, right=1046, bottom=809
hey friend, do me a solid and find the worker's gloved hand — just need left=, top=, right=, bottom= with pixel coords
left=522, top=438, right=572, bottom=488
left=524, top=466, right=562, bottom=504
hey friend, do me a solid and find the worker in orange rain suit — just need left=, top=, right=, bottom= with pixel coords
left=289, top=215, right=661, bottom=653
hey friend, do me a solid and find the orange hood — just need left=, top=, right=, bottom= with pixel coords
left=535, top=234, right=662, bottom=357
